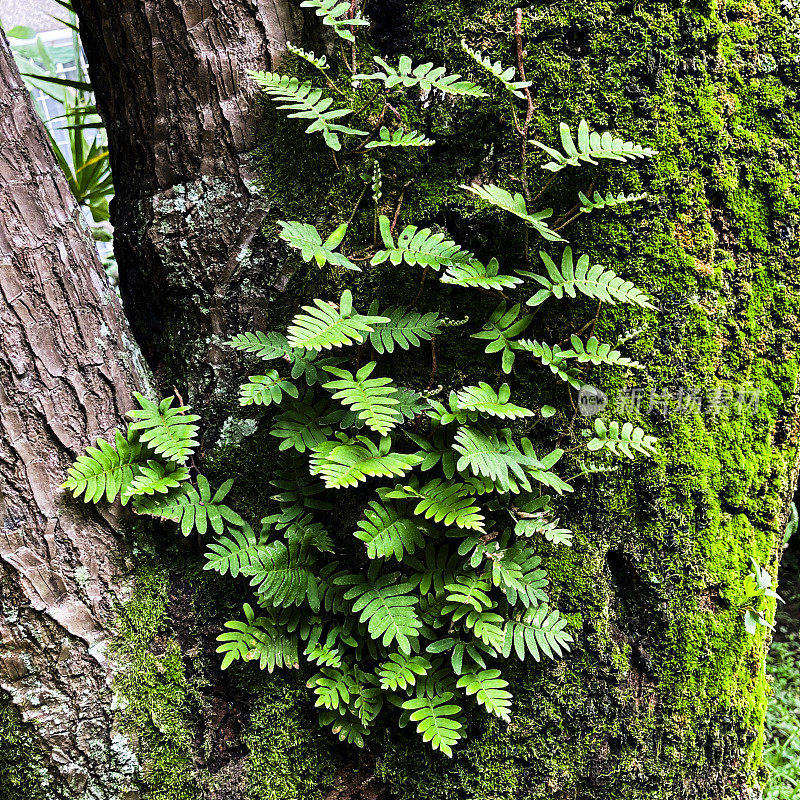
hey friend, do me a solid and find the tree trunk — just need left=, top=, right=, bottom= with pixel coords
left=39, top=0, right=800, bottom=798
left=0, top=33, right=150, bottom=800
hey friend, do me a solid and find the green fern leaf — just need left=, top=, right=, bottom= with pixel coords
left=365, top=126, right=435, bottom=149
left=377, top=653, right=431, bottom=691
left=367, top=303, right=441, bottom=354
left=453, top=426, right=538, bottom=493
left=126, top=393, right=200, bottom=464
left=270, top=455, right=332, bottom=524
left=441, top=257, right=523, bottom=290
left=461, top=41, right=531, bottom=99
left=456, top=669, right=512, bottom=721
left=239, top=370, right=299, bottom=407
left=226, top=330, right=293, bottom=359
left=123, top=460, right=189, bottom=498
left=587, top=418, right=658, bottom=458
left=522, top=246, right=654, bottom=309
left=203, top=523, right=264, bottom=578
left=456, top=383, right=533, bottom=420
left=530, top=119, right=657, bottom=172
left=300, top=0, right=368, bottom=42
left=286, top=41, right=329, bottom=71
left=62, top=429, right=142, bottom=504
left=354, top=500, right=426, bottom=561
left=556, top=335, right=642, bottom=368
left=511, top=340, right=583, bottom=389
left=406, top=542, right=461, bottom=596
left=279, top=221, right=359, bottom=271
left=356, top=55, right=486, bottom=96
left=323, top=362, right=403, bottom=435
left=386, top=479, right=485, bottom=531
left=246, top=535, right=321, bottom=611
left=579, top=190, right=648, bottom=214
left=471, top=302, right=533, bottom=374
left=270, top=393, right=339, bottom=453
left=217, top=604, right=300, bottom=671
left=502, top=603, right=573, bottom=661
left=401, top=692, right=464, bottom=757
left=371, top=215, right=473, bottom=271
left=461, top=183, right=562, bottom=242
left=443, top=575, right=494, bottom=614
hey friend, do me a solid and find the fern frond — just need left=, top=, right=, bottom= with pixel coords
left=247, top=536, right=321, bottom=611
left=406, top=429, right=457, bottom=478
left=279, top=221, right=359, bottom=271
left=406, top=542, right=461, bottom=596
left=441, top=258, right=523, bottom=290
left=456, top=669, right=512, bottom=721
left=286, top=41, right=328, bottom=71
left=453, top=426, right=536, bottom=493
left=354, top=500, right=426, bottom=561
left=503, top=603, right=573, bottom=661
left=356, top=55, right=486, bottom=97
left=377, top=653, right=431, bottom=691
left=217, top=604, right=300, bottom=671
left=239, top=371, right=299, bottom=407
left=318, top=708, right=371, bottom=747
left=204, top=523, right=264, bottom=578
left=323, top=362, right=403, bottom=435
left=134, top=475, right=245, bottom=536
left=287, top=290, right=389, bottom=352
left=443, top=575, right=493, bottom=614
left=530, top=119, right=657, bottom=172
left=371, top=215, right=472, bottom=271
left=456, top=383, right=533, bottom=420
left=522, top=247, right=655, bottom=309
left=587, top=418, right=658, bottom=458
left=300, top=0, right=369, bottom=42
left=249, top=70, right=366, bottom=150
left=367, top=304, right=441, bottom=354
left=270, top=394, right=339, bottom=453
left=511, top=340, right=583, bottom=389
left=62, top=429, right=142, bottom=504
left=386, top=479, right=485, bottom=531
left=226, top=330, right=294, bottom=359
left=461, top=41, right=531, bottom=99
left=126, top=393, right=200, bottom=464
left=461, top=183, right=562, bottom=242
left=123, top=460, right=189, bottom=498
left=270, top=455, right=332, bottom=524
left=471, top=302, right=533, bottom=374
left=309, top=665, right=358, bottom=711
left=365, top=126, right=435, bottom=148
left=401, top=692, right=464, bottom=757
left=513, top=499, right=573, bottom=545
left=557, top=335, right=642, bottom=368
left=579, top=190, right=648, bottom=214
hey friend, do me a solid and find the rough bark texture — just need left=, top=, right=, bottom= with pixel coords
left=0, top=34, right=150, bottom=800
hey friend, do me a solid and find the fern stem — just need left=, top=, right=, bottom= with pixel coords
left=390, top=180, right=412, bottom=234
left=406, top=265, right=430, bottom=310
left=515, top=7, right=534, bottom=189
left=427, top=335, right=438, bottom=389
left=320, top=69, right=346, bottom=96
left=529, top=173, right=557, bottom=205
left=346, top=184, right=369, bottom=227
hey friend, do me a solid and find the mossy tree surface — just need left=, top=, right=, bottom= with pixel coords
left=63, top=0, right=800, bottom=799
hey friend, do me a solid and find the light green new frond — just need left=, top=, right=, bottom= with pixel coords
left=587, top=418, right=658, bottom=458
left=386, top=479, right=485, bottom=530
left=502, top=603, right=573, bottom=661
left=123, top=460, right=189, bottom=498
left=471, top=301, right=533, bottom=374
left=279, top=221, right=359, bottom=271
left=513, top=497, right=573, bottom=545
left=217, top=604, right=300, bottom=671
left=126, top=392, right=200, bottom=464
left=354, top=500, right=426, bottom=561
left=441, top=258, right=523, bottom=290
left=337, top=571, right=422, bottom=654
left=286, top=41, right=328, bottom=70
left=371, top=215, right=473, bottom=271
left=377, top=653, right=431, bottom=691
left=456, top=669, right=512, bottom=721
left=557, top=335, right=642, bottom=368
left=367, top=304, right=441, bottom=354
left=270, top=394, right=338, bottom=453
left=461, top=41, right=531, bottom=99
left=249, top=70, right=366, bottom=150
left=491, top=542, right=549, bottom=607
left=522, top=247, right=654, bottom=309
left=579, top=190, right=648, bottom=214
left=239, top=371, right=299, bottom=407
left=530, top=119, right=657, bottom=172
left=461, top=183, right=562, bottom=242
left=453, top=426, right=536, bottom=493
left=299, top=0, right=369, bottom=42
left=365, top=126, right=435, bottom=149
left=247, top=537, right=321, bottom=611
left=226, top=330, right=293, bottom=360
left=62, top=429, right=143, bottom=504
left=456, top=383, right=533, bottom=420
left=401, top=692, right=464, bottom=757
left=356, top=55, right=486, bottom=97
left=512, top=339, right=583, bottom=389
left=323, top=362, right=403, bottom=435
left=287, top=290, right=389, bottom=351
left=203, top=523, right=264, bottom=578
left=309, top=665, right=358, bottom=711
left=133, top=475, right=245, bottom=537
left=310, top=436, right=423, bottom=488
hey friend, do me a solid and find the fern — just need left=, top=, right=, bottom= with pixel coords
left=456, top=669, right=512, bottom=721
left=300, top=0, right=369, bottom=42
left=453, top=426, right=537, bottom=493
left=270, top=394, right=339, bottom=453
left=249, top=71, right=366, bottom=150
left=354, top=500, right=426, bottom=561
left=62, top=429, right=142, bottom=504
left=579, top=190, right=648, bottom=214
left=407, top=542, right=461, bottom=596
left=441, top=258, right=523, bottom=290
left=227, top=330, right=293, bottom=360
left=461, top=183, right=562, bottom=242
left=530, top=119, right=657, bottom=172
left=587, top=418, right=658, bottom=458
left=522, top=247, right=655, bottom=309
left=503, top=603, right=573, bottom=661
left=286, top=41, right=328, bottom=71
left=365, top=126, right=434, bottom=149
left=126, top=392, right=200, bottom=464
left=401, top=692, right=464, bottom=757
left=557, top=335, right=642, bottom=368
left=217, top=604, right=300, bottom=671
left=134, top=475, right=245, bottom=536
left=367, top=304, right=441, bottom=353
left=323, top=362, right=403, bottom=435
left=356, top=55, right=485, bottom=97
left=203, top=523, right=264, bottom=578
left=287, top=290, right=389, bottom=351
left=371, top=215, right=472, bottom=270
left=270, top=456, right=332, bottom=524
left=279, top=221, right=359, bottom=271
left=377, top=653, right=431, bottom=691
left=512, top=340, right=583, bottom=389
left=443, top=575, right=494, bottom=614
left=123, top=460, right=189, bottom=498
left=247, top=535, right=321, bottom=611
left=456, top=383, right=534, bottom=420
left=461, top=41, right=530, bottom=99
left=472, top=302, right=533, bottom=374
left=386, top=479, right=485, bottom=531
left=239, top=371, right=299, bottom=407
left=336, top=568, right=422, bottom=654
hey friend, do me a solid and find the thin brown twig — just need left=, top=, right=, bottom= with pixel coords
left=391, top=181, right=412, bottom=234
left=530, top=173, right=557, bottom=205
left=407, top=265, right=430, bottom=310
left=351, top=87, right=383, bottom=117
left=427, top=335, right=438, bottom=389
left=345, top=184, right=368, bottom=226
left=515, top=8, right=534, bottom=191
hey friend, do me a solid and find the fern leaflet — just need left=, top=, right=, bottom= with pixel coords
left=300, top=0, right=369, bottom=42
left=471, top=301, right=533, bottom=374
left=279, top=221, right=359, bottom=271
left=587, top=418, right=658, bottom=458
left=354, top=500, right=426, bottom=561
left=217, top=604, right=300, bottom=671
left=461, top=41, right=531, bottom=99
left=356, top=55, right=486, bottom=97
left=401, top=692, right=464, bottom=757
left=367, top=303, right=441, bottom=353
left=239, top=371, right=299, bottom=407
left=456, top=382, right=533, bottom=420
left=204, top=523, right=264, bottom=578
left=365, top=126, right=435, bottom=148
left=456, top=669, right=512, bottom=721
left=323, top=362, right=403, bottom=435
left=126, top=393, right=200, bottom=464
left=579, top=190, right=648, bottom=214
left=123, top=461, right=189, bottom=498
left=377, top=653, right=431, bottom=691
left=441, top=258, right=523, bottom=290
left=503, top=603, right=573, bottom=661
left=386, top=479, right=485, bottom=531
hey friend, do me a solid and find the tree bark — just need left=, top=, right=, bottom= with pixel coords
left=0, top=33, right=150, bottom=799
